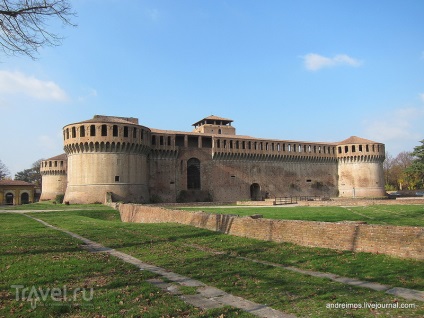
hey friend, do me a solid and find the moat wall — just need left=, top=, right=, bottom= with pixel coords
left=118, top=203, right=424, bottom=260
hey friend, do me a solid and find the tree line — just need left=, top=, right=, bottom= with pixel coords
left=0, top=159, right=43, bottom=187
left=384, top=140, right=424, bottom=190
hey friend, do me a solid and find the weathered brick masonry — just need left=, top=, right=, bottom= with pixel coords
left=42, top=115, right=387, bottom=204
left=118, top=203, right=424, bottom=260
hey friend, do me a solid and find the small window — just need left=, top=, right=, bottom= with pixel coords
left=90, top=125, right=96, bottom=136
left=133, top=127, right=137, bottom=138
left=101, top=124, right=107, bottom=136
left=115, top=176, right=120, bottom=182
left=80, top=125, right=85, bottom=137
left=124, top=126, right=128, bottom=138
left=113, top=125, right=118, bottom=137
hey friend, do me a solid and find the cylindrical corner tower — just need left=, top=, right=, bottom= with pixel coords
left=40, top=154, right=68, bottom=201
left=337, top=136, right=385, bottom=197
left=63, top=115, right=151, bottom=204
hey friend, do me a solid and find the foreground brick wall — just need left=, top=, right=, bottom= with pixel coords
left=118, top=204, right=424, bottom=260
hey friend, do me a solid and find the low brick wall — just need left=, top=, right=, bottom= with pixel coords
left=118, top=204, right=424, bottom=260
left=298, top=197, right=424, bottom=207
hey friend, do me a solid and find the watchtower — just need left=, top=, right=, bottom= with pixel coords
left=40, top=153, right=67, bottom=201
left=336, top=136, right=385, bottom=197
left=192, top=115, right=235, bottom=135
left=62, top=115, right=151, bottom=204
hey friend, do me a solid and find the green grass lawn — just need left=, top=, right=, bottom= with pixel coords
left=0, top=201, right=112, bottom=210
left=179, top=204, right=424, bottom=226
left=17, top=208, right=424, bottom=318
left=0, top=212, right=251, bottom=317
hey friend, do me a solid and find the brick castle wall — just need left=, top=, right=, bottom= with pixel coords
left=118, top=203, right=423, bottom=260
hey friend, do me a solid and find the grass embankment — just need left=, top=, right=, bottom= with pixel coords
left=24, top=208, right=424, bottom=318
left=179, top=205, right=424, bottom=226
left=0, top=212, right=250, bottom=317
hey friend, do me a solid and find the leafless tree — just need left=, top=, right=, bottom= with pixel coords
left=0, top=0, right=75, bottom=59
left=0, top=159, right=10, bottom=180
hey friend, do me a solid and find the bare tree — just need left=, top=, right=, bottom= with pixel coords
left=0, top=0, right=75, bottom=58
left=0, top=159, right=10, bottom=180
left=14, top=158, right=44, bottom=186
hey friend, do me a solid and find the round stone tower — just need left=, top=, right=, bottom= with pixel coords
left=337, top=136, right=385, bottom=197
left=63, top=115, right=151, bottom=204
left=40, top=153, right=68, bottom=201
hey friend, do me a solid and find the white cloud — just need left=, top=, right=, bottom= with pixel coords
left=303, top=53, right=362, bottom=71
left=78, top=88, right=98, bottom=102
left=362, top=105, right=424, bottom=154
left=37, top=130, right=64, bottom=151
left=0, top=70, right=68, bottom=101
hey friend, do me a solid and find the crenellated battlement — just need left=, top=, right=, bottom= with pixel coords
left=336, top=136, right=385, bottom=162
left=40, top=154, right=67, bottom=175
left=64, top=141, right=150, bottom=155
left=63, top=117, right=151, bottom=154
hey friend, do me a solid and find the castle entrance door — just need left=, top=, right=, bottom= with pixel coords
left=250, top=183, right=261, bottom=201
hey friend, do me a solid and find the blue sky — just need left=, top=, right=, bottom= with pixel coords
left=1, top=0, right=424, bottom=177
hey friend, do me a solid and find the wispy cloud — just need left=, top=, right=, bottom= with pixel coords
left=0, top=70, right=68, bottom=101
left=362, top=104, right=424, bottom=154
left=78, top=88, right=98, bottom=102
left=303, top=53, right=362, bottom=71
left=37, top=130, right=63, bottom=151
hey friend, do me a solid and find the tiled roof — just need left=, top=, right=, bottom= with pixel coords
left=46, top=153, right=67, bottom=161
left=70, top=115, right=139, bottom=125
left=0, top=180, right=35, bottom=187
left=338, top=136, right=379, bottom=144
left=149, top=127, right=337, bottom=144
left=193, top=115, right=233, bottom=126
left=203, top=115, right=233, bottom=122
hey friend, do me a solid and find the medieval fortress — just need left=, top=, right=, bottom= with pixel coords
left=40, top=115, right=386, bottom=204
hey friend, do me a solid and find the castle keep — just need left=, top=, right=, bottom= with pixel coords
left=40, top=115, right=386, bottom=204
